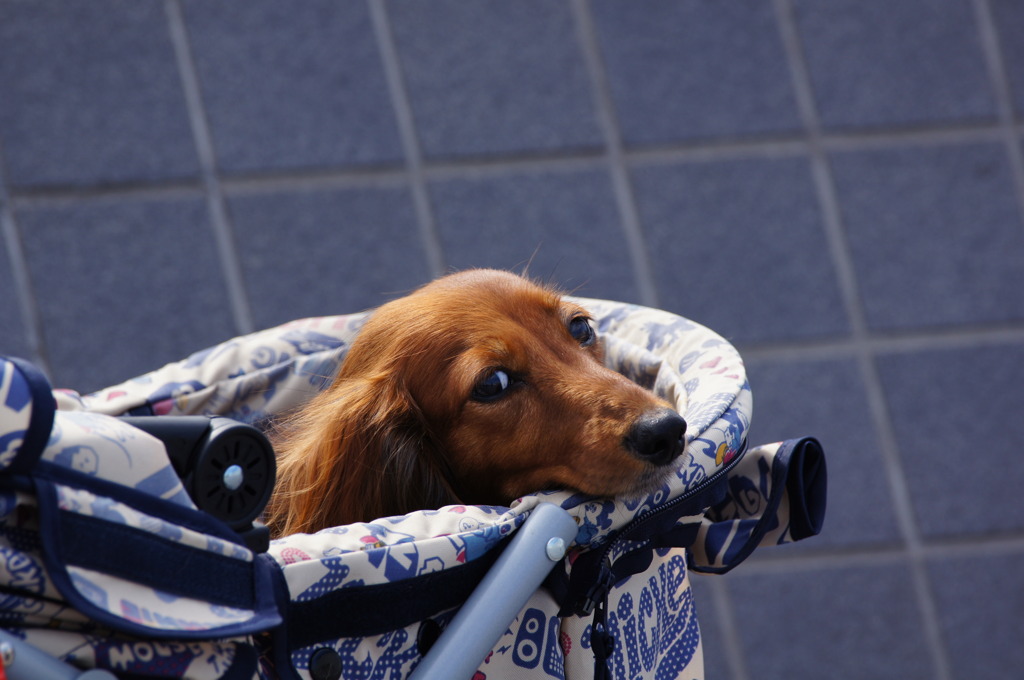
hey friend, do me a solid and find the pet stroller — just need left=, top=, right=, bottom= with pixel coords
left=0, top=297, right=826, bottom=679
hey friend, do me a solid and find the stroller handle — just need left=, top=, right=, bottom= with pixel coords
left=409, top=502, right=578, bottom=680
left=0, top=630, right=116, bottom=680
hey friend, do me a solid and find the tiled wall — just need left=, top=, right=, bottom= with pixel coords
left=2, top=1, right=1023, bottom=678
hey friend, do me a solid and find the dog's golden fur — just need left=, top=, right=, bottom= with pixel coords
left=265, top=269, right=685, bottom=536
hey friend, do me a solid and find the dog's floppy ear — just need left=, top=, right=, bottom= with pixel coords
left=265, top=376, right=460, bottom=537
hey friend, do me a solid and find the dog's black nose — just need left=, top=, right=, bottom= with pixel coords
left=626, top=409, right=687, bottom=466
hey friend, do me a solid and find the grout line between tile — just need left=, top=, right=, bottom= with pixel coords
left=627, top=138, right=810, bottom=167
left=821, top=123, right=1006, bottom=151
left=11, top=182, right=206, bottom=207
left=711, top=546, right=912, bottom=576
left=367, top=0, right=446, bottom=279
left=4, top=120, right=1016, bottom=206
left=973, top=0, right=1024, bottom=234
left=921, top=532, right=1024, bottom=558
left=221, top=168, right=410, bottom=196
left=772, top=1, right=954, bottom=678
left=737, top=322, right=1024, bottom=362
left=727, top=530, right=1024, bottom=575
left=424, top=152, right=608, bottom=180
left=165, top=0, right=254, bottom=336
left=0, top=149, right=51, bottom=375
left=570, top=0, right=659, bottom=308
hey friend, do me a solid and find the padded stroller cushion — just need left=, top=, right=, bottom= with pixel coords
left=0, top=362, right=282, bottom=644
left=0, top=298, right=826, bottom=679
left=0, top=415, right=283, bottom=640
left=690, top=436, right=826, bottom=574
left=64, top=299, right=810, bottom=578
left=0, top=357, right=56, bottom=474
left=75, top=298, right=751, bottom=541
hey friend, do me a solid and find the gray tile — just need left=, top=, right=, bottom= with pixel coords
left=928, top=550, right=1024, bottom=680
left=591, top=0, right=801, bottom=147
left=228, top=185, right=430, bottom=330
left=794, top=0, right=996, bottom=130
left=876, top=342, right=1024, bottom=538
left=428, top=168, right=638, bottom=302
left=632, top=157, right=850, bottom=345
left=0, top=1, right=198, bottom=188
left=745, top=357, right=901, bottom=548
left=831, top=143, right=1024, bottom=331
left=728, top=564, right=935, bottom=680
left=387, top=0, right=602, bottom=159
left=18, top=196, right=234, bottom=393
left=688, top=577, right=735, bottom=680
left=0, top=237, right=30, bottom=361
left=991, top=0, right=1024, bottom=117
left=182, top=0, right=403, bottom=174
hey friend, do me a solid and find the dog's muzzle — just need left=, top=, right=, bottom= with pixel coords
left=625, top=408, right=687, bottom=466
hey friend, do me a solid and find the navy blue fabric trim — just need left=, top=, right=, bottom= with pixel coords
left=286, top=543, right=504, bottom=649
left=57, top=511, right=254, bottom=608
left=221, top=642, right=259, bottom=680
left=689, top=436, right=826, bottom=575
left=687, top=460, right=788, bottom=575
left=783, top=437, right=827, bottom=541
left=33, top=477, right=282, bottom=640
left=3, top=357, right=55, bottom=475
left=554, top=457, right=736, bottom=617
left=616, top=467, right=733, bottom=546
left=264, top=558, right=303, bottom=680
left=0, top=474, right=33, bottom=496
left=251, top=553, right=285, bottom=637
left=35, top=460, right=243, bottom=546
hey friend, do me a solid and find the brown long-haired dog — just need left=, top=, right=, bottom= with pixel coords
left=265, top=269, right=686, bottom=536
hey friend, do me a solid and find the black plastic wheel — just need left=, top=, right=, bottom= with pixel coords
left=190, top=418, right=276, bottom=530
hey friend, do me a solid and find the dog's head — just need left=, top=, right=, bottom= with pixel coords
left=267, top=269, right=686, bottom=535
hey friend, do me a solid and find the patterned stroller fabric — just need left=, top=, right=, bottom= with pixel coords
left=0, top=298, right=826, bottom=679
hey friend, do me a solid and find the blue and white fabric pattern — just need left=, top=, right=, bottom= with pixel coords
left=0, top=297, right=825, bottom=679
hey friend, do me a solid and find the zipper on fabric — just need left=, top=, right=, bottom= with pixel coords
left=580, top=559, right=615, bottom=616
left=578, top=446, right=745, bottom=677
left=577, top=441, right=747, bottom=616
left=579, top=448, right=745, bottom=677
left=591, top=589, right=615, bottom=680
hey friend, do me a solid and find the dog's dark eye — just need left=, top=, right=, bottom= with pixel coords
left=569, top=316, right=595, bottom=347
left=472, top=369, right=512, bottom=401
